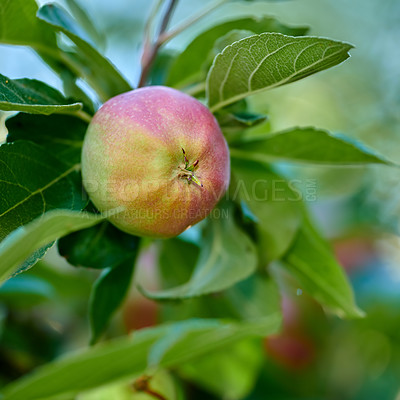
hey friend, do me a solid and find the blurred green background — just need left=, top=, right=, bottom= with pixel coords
left=1, top=0, right=400, bottom=398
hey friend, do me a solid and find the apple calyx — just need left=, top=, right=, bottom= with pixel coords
left=178, top=147, right=203, bottom=187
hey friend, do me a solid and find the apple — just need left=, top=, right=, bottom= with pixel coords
left=264, top=296, right=315, bottom=370
left=265, top=332, right=315, bottom=370
left=82, top=86, right=230, bottom=238
left=123, top=294, right=158, bottom=332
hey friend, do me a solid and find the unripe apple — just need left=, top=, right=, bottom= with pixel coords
left=82, top=86, right=230, bottom=238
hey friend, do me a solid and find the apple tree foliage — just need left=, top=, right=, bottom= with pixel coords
left=0, top=0, right=394, bottom=399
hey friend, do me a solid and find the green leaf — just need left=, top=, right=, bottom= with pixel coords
left=169, top=275, right=280, bottom=399
left=166, top=273, right=281, bottom=323
left=215, top=98, right=269, bottom=142
left=225, top=273, right=281, bottom=320
left=147, top=317, right=281, bottom=370
left=57, top=219, right=141, bottom=344
left=0, top=74, right=82, bottom=115
left=13, top=243, right=55, bottom=278
left=0, top=0, right=57, bottom=50
left=167, top=16, right=308, bottom=88
left=217, top=111, right=268, bottom=133
left=37, top=3, right=131, bottom=100
left=58, top=222, right=139, bottom=269
left=282, top=217, right=364, bottom=318
left=65, top=0, right=106, bottom=50
left=149, top=50, right=179, bottom=86
left=28, top=259, right=93, bottom=300
left=0, top=0, right=81, bottom=102
left=0, top=141, right=86, bottom=243
left=6, top=113, right=87, bottom=166
left=207, top=33, right=353, bottom=112
left=0, top=210, right=108, bottom=284
left=0, top=275, right=55, bottom=307
left=158, top=238, right=200, bottom=288
left=179, top=339, right=264, bottom=400
left=90, top=255, right=138, bottom=344
left=204, top=29, right=256, bottom=70
left=0, top=317, right=281, bottom=400
left=231, top=127, right=393, bottom=165
left=231, top=158, right=303, bottom=262
left=80, top=369, right=184, bottom=400
left=160, top=267, right=281, bottom=327
left=140, top=203, right=258, bottom=300
left=0, top=0, right=98, bottom=102
left=60, top=69, right=96, bottom=113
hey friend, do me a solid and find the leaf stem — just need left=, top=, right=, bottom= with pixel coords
left=182, top=81, right=206, bottom=96
left=158, top=0, right=229, bottom=45
left=138, top=0, right=179, bottom=87
left=74, top=109, right=93, bottom=123
left=229, top=148, right=277, bottom=164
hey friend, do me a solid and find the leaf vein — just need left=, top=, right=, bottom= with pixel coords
left=0, top=163, right=79, bottom=219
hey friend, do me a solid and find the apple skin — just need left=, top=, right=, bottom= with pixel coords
left=82, top=86, right=230, bottom=238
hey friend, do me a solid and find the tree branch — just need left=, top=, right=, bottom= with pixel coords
left=158, top=0, right=229, bottom=45
left=138, top=0, right=178, bottom=87
left=158, top=0, right=178, bottom=35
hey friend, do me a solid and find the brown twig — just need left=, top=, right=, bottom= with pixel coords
left=133, top=375, right=167, bottom=400
left=158, top=0, right=229, bottom=45
left=158, top=0, right=178, bottom=35
left=145, top=389, right=167, bottom=400
left=138, top=0, right=178, bottom=87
